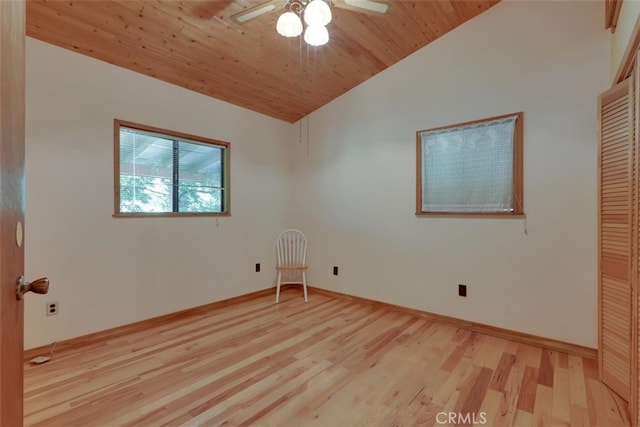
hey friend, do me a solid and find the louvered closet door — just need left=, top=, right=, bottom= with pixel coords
left=634, top=54, right=640, bottom=427
left=599, top=78, right=633, bottom=402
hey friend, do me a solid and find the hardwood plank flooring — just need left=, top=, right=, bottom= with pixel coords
left=24, top=289, right=629, bottom=426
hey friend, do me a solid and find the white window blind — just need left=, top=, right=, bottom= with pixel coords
left=419, top=114, right=519, bottom=213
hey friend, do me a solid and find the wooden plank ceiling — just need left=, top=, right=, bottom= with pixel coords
left=26, top=0, right=499, bottom=123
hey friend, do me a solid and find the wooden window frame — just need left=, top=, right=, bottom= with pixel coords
left=113, top=119, right=231, bottom=218
left=415, top=112, right=524, bottom=218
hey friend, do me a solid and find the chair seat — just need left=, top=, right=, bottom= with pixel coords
left=276, top=265, right=308, bottom=271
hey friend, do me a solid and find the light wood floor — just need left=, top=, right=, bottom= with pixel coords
left=24, top=288, right=629, bottom=426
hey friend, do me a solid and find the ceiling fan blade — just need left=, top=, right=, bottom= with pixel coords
left=230, top=0, right=287, bottom=24
left=334, top=0, right=389, bottom=14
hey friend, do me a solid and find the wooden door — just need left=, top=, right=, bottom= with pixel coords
left=0, top=0, right=26, bottom=425
left=598, top=78, right=634, bottom=402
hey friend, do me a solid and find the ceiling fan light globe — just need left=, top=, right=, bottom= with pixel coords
left=304, top=0, right=332, bottom=26
left=276, top=12, right=303, bottom=37
left=304, top=24, right=329, bottom=46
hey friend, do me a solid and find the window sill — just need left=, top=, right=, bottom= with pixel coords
left=113, top=212, right=231, bottom=218
left=415, top=212, right=525, bottom=219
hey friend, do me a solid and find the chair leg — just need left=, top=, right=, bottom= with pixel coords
left=276, top=272, right=282, bottom=304
left=302, top=271, right=308, bottom=303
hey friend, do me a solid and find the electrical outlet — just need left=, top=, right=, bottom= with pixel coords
left=333, top=266, right=339, bottom=276
left=46, top=301, right=59, bottom=316
left=255, top=263, right=261, bottom=273
left=458, top=284, right=467, bottom=297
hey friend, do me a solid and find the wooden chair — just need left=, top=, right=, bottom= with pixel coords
left=275, top=229, right=308, bottom=303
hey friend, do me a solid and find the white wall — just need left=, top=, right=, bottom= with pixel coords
left=611, top=0, right=640, bottom=80
left=290, top=0, right=610, bottom=347
left=25, top=38, right=292, bottom=349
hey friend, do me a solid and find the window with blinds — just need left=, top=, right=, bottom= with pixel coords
left=416, top=112, right=523, bottom=216
left=114, top=120, right=229, bottom=216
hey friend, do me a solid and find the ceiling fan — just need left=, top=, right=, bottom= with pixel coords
left=230, top=0, right=389, bottom=25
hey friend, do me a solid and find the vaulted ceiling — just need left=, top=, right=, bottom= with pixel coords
left=26, top=0, right=499, bottom=123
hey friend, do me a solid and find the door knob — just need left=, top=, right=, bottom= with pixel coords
left=16, top=276, right=49, bottom=300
